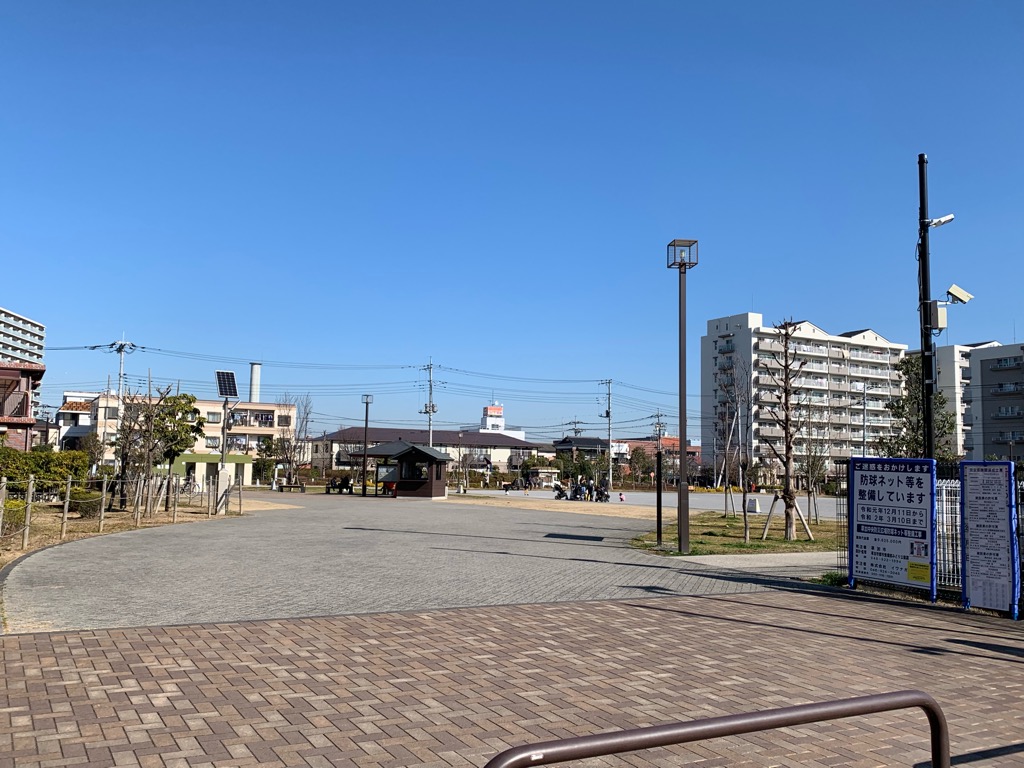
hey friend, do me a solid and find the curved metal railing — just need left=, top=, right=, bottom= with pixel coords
left=483, top=690, right=949, bottom=768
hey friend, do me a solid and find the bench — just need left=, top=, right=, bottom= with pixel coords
left=278, top=484, right=305, bottom=493
left=324, top=480, right=352, bottom=495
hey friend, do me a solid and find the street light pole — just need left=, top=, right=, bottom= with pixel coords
left=918, top=154, right=936, bottom=460
left=667, top=239, right=698, bottom=554
left=361, top=394, right=373, bottom=497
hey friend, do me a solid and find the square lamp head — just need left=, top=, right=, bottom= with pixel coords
left=667, top=239, right=698, bottom=270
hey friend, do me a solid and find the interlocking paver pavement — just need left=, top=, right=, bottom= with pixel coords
left=2, top=494, right=1021, bottom=766
left=1, top=590, right=1023, bottom=767
left=0, top=495, right=837, bottom=633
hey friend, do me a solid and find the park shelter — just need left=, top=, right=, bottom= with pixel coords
left=365, top=440, right=451, bottom=499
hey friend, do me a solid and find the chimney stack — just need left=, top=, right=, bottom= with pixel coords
left=249, top=362, right=261, bottom=403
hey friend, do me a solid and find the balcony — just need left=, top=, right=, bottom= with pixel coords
left=794, top=344, right=828, bottom=357
left=991, top=359, right=1022, bottom=370
left=717, top=357, right=734, bottom=370
left=994, top=411, right=1024, bottom=420
left=1, top=389, right=30, bottom=418
left=991, top=385, right=1023, bottom=396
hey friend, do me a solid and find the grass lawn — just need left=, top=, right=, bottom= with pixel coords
left=633, top=510, right=840, bottom=556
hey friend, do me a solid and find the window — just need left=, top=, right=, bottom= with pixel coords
left=401, top=461, right=429, bottom=480
left=206, top=436, right=220, bottom=449
left=277, top=415, right=292, bottom=428
left=206, top=412, right=222, bottom=424
left=105, top=407, right=119, bottom=420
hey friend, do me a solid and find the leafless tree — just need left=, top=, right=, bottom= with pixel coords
left=276, top=392, right=312, bottom=482
left=756, top=320, right=811, bottom=541
left=796, top=402, right=830, bottom=525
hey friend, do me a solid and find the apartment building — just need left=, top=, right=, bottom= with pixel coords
left=72, top=391, right=297, bottom=485
left=0, top=307, right=46, bottom=449
left=964, top=344, right=1024, bottom=461
left=701, top=313, right=906, bottom=478
left=933, top=341, right=1001, bottom=458
left=0, top=306, right=45, bottom=366
left=0, top=361, right=46, bottom=451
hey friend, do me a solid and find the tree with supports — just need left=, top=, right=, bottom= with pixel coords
left=756, top=320, right=811, bottom=541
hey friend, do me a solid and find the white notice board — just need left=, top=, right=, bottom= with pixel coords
left=849, top=458, right=936, bottom=601
left=960, top=462, right=1020, bottom=619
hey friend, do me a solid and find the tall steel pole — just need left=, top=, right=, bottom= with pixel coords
left=361, top=394, right=372, bottom=497
left=667, top=239, right=697, bottom=555
left=678, top=265, right=689, bottom=553
left=918, top=153, right=935, bottom=460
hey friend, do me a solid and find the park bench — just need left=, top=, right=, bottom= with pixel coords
left=278, top=483, right=305, bottom=493
left=324, top=479, right=353, bottom=494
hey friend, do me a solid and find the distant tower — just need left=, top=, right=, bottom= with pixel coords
left=481, top=401, right=505, bottom=431
left=478, top=401, right=526, bottom=440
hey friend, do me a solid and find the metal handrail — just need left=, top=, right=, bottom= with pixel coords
left=482, top=690, right=949, bottom=768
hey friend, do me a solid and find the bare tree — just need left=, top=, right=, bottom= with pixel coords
left=732, top=359, right=755, bottom=543
left=276, top=392, right=312, bottom=482
left=717, top=353, right=753, bottom=536
left=796, top=401, right=830, bottom=525
left=757, top=320, right=810, bottom=541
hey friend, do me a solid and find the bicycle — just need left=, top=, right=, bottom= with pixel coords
left=179, top=480, right=202, bottom=505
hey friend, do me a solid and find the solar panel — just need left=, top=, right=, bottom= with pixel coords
left=215, top=370, right=238, bottom=399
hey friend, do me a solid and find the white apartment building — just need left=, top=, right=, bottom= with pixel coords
left=66, top=391, right=296, bottom=486
left=0, top=306, right=45, bottom=366
left=933, top=341, right=1001, bottom=458
left=701, top=313, right=906, bottom=478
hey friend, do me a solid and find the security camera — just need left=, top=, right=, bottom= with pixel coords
left=946, top=283, right=974, bottom=304
left=927, top=213, right=955, bottom=228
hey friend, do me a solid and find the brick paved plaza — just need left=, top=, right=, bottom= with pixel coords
left=1, top=495, right=1022, bottom=766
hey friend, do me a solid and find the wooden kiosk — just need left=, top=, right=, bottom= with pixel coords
left=364, top=440, right=451, bottom=499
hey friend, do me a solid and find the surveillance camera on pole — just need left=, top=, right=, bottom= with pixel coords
left=946, top=283, right=974, bottom=304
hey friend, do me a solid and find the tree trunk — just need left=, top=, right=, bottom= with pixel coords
left=783, top=453, right=797, bottom=540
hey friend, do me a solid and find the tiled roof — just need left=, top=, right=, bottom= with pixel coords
left=327, top=426, right=544, bottom=449
left=60, top=401, right=92, bottom=412
left=0, top=361, right=46, bottom=373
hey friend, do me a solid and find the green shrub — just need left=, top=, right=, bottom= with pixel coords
left=1, top=499, right=27, bottom=534
left=818, top=571, right=847, bottom=587
left=68, top=488, right=104, bottom=518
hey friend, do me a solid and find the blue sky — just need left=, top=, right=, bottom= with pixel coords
left=3, top=1, right=1021, bottom=442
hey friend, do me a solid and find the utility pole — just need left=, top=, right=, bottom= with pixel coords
left=567, top=418, right=584, bottom=437
left=600, top=380, right=613, bottom=490
left=654, top=411, right=665, bottom=546
left=420, top=360, right=438, bottom=448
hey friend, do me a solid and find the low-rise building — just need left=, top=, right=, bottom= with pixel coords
left=61, top=391, right=296, bottom=486
left=0, top=361, right=46, bottom=451
left=323, top=426, right=543, bottom=476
